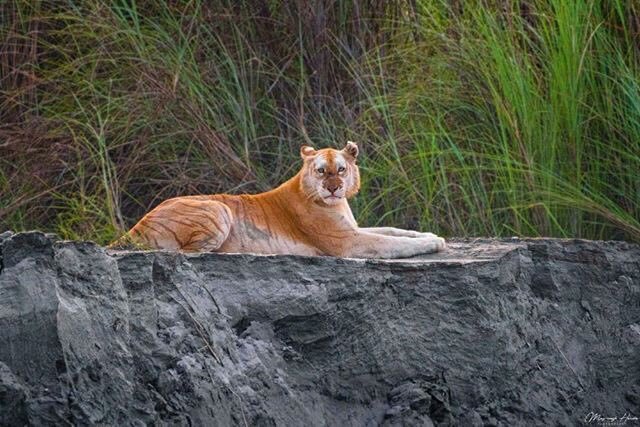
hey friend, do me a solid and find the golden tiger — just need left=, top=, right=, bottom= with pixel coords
left=115, top=142, right=446, bottom=258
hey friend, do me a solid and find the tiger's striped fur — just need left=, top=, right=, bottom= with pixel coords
left=114, top=142, right=446, bottom=258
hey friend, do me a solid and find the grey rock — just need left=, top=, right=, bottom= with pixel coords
left=0, top=362, right=28, bottom=426
left=0, top=232, right=639, bottom=426
left=0, top=230, right=13, bottom=244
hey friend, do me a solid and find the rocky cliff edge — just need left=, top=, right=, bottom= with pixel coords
left=0, top=231, right=639, bottom=426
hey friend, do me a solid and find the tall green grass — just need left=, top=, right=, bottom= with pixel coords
left=1, top=0, right=639, bottom=243
left=352, top=0, right=640, bottom=241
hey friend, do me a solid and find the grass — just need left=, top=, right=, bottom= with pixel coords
left=1, top=0, right=639, bottom=244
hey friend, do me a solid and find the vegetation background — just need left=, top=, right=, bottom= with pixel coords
left=1, top=0, right=639, bottom=244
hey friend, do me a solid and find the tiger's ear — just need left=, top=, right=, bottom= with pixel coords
left=300, top=145, right=316, bottom=159
left=342, top=141, right=359, bottom=159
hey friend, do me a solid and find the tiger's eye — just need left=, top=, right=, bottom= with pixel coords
left=338, top=166, right=346, bottom=173
left=317, top=168, right=325, bottom=174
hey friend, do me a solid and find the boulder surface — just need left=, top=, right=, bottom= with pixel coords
left=0, top=231, right=639, bottom=426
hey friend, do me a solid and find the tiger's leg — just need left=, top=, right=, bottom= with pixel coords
left=359, top=227, right=437, bottom=238
left=334, top=231, right=446, bottom=259
left=129, top=198, right=233, bottom=252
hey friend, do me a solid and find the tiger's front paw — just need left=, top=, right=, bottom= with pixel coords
left=434, top=236, right=446, bottom=252
left=415, top=235, right=446, bottom=254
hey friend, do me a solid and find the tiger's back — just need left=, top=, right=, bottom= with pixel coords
left=124, top=190, right=323, bottom=255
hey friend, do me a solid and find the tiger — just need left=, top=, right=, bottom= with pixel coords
left=112, top=141, right=446, bottom=258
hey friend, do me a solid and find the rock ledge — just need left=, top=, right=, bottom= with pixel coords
left=0, top=231, right=639, bottom=426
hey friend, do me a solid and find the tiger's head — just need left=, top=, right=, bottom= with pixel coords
left=299, top=141, right=361, bottom=206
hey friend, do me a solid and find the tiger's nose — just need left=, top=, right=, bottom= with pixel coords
left=326, top=183, right=342, bottom=194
